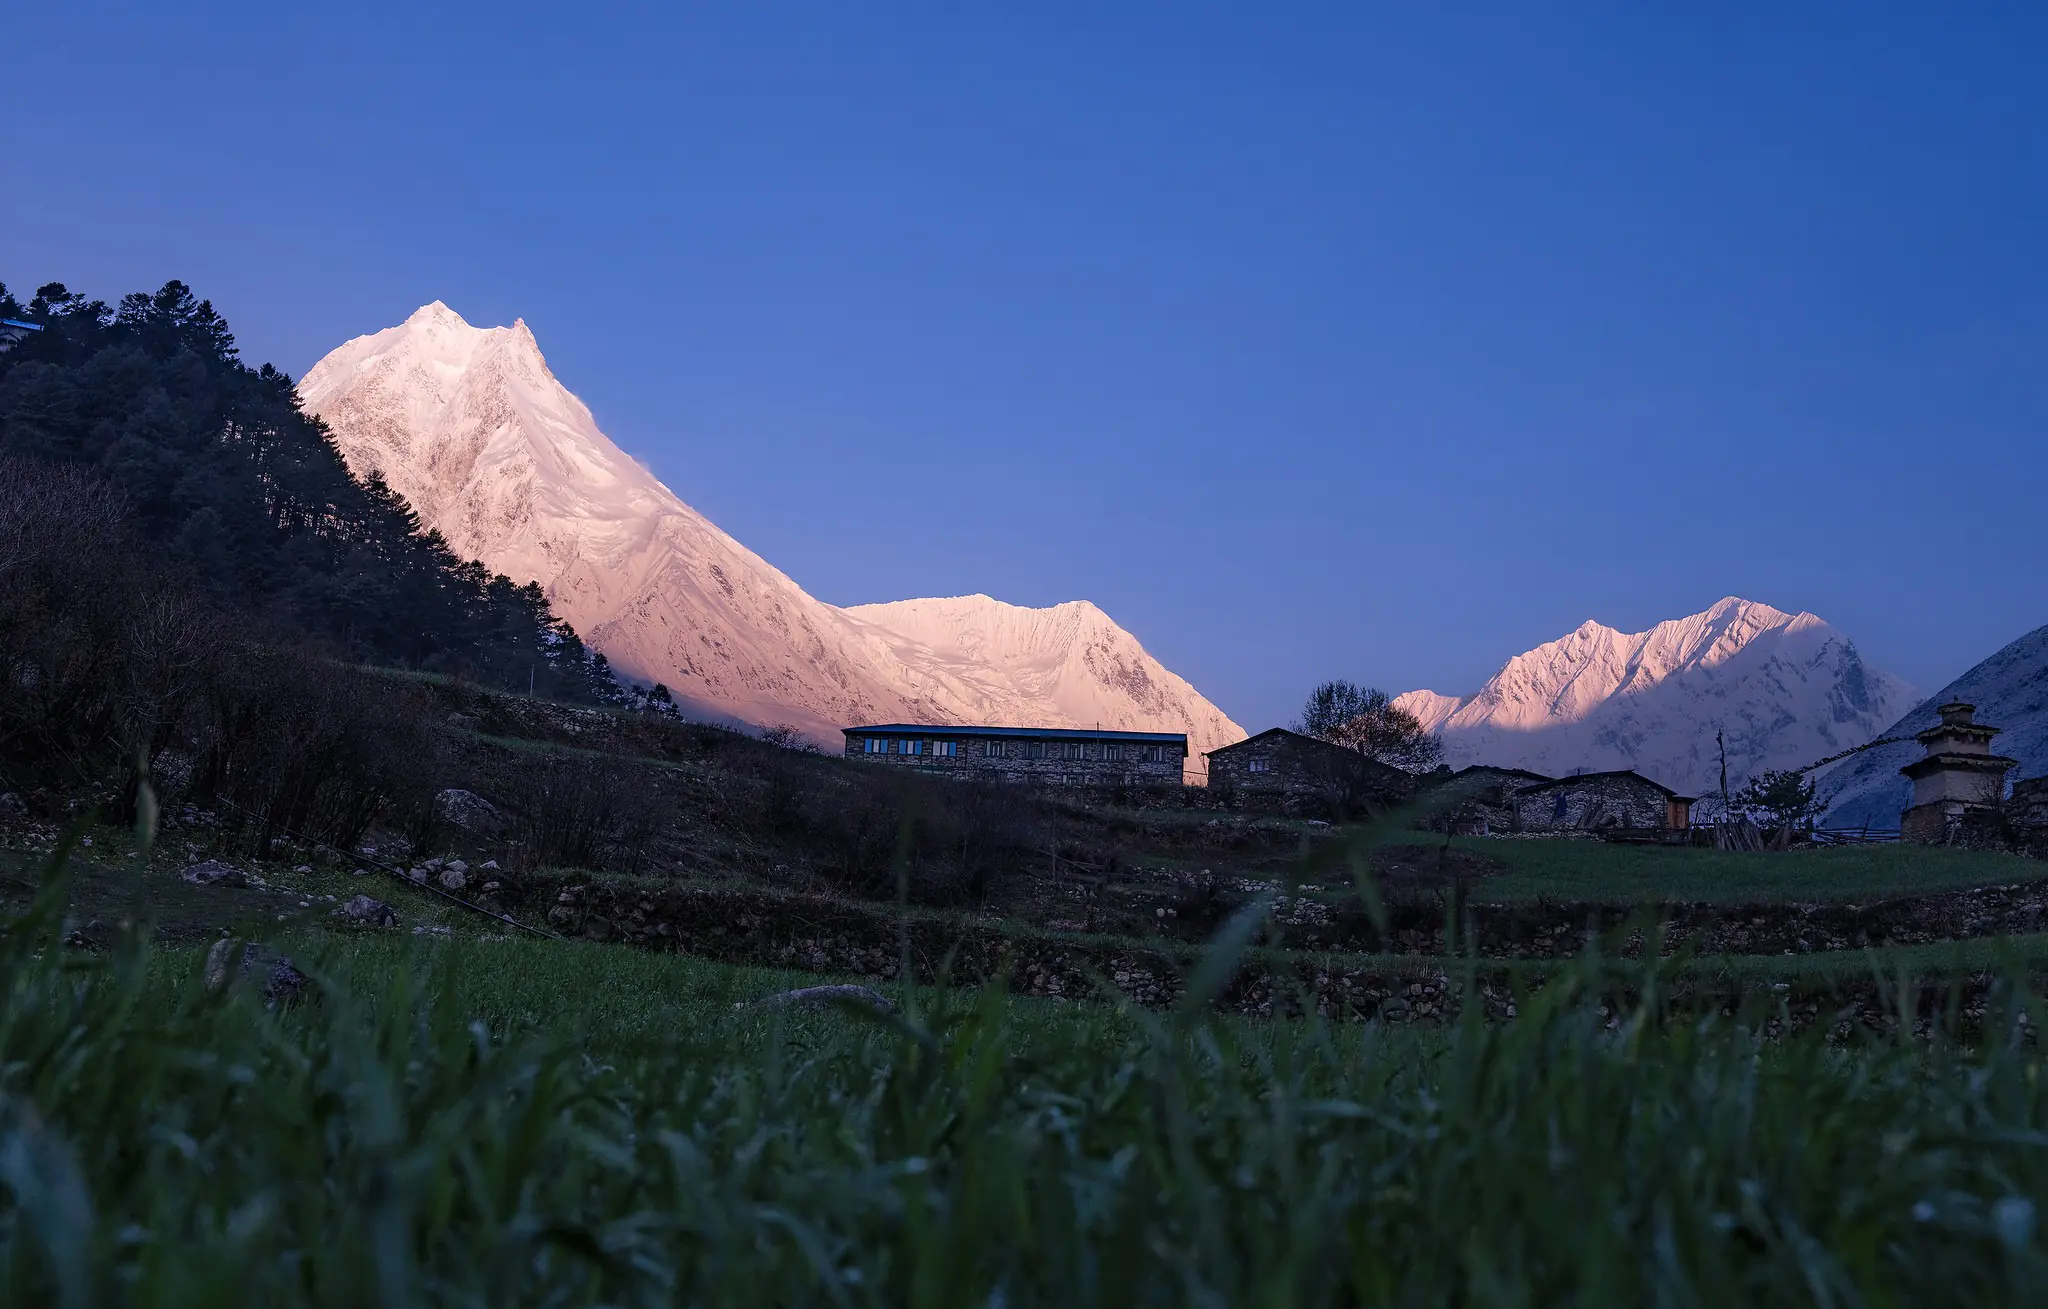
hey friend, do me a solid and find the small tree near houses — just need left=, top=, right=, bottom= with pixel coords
left=1297, top=680, right=1444, bottom=772
left=1736, top=769, right=1820, bottom=836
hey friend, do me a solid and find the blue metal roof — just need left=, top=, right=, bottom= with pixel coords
left=0, top=319, right=42, bottom=331
left=844, top=723, right=1187, bottom=744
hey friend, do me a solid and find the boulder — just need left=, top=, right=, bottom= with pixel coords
left=181, top=860, right=247, bottom=888
left=438, top=869, right=468, bottom=892
left=434, top=788, right=505, bottom=836
left=203, top=939, right=314, bottom=1007
left=333, top=894, right=399, bottom=927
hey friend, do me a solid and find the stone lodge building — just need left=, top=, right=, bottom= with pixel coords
left=1508, top=770, right=1697, bottom=833
left=842, top=724, right=1187, bottom=786
left=1203, top=728, right=1418, bottom=815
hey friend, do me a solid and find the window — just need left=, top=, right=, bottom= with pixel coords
left=864, top=738, right=886, bottom=754
left=933, top=740, right=957, bottom=758
left=1142, top=745, right=1166, bottom=763
left=983, top=740, right=1005, bottom=758
left=1104, top=743, right=1123, bottom=762
left=1063, top=742, right=1084, bottom=761
left=1247, top=757, right=1272, bottom=774
left=1026, top=743, right=1044, bottom=760
left=900, top=739, right=923, bottom=756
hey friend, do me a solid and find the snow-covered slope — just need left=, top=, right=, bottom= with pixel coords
left=1816, top=623, right=2048, bottom=828
left=297, top=303, right=1244, bottom=769
left=1393, top=598, right=1914, bottom=795
left=843, top=595, right=1243, bottom=757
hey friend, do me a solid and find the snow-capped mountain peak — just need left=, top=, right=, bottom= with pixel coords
left=1393, top=599, right=1912, bottom=794
left=298, top=304, right=1244, bottom=769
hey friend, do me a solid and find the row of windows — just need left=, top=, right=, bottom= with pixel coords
left=863, top=738, right=956, bottom=757
left=859, top=737, right=1176, bottom=763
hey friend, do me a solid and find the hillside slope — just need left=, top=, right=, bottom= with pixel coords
left=1817, top=623, right=2048, bottom=828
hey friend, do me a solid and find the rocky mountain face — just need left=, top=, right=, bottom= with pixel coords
left=1393, top=598, right=1914, bottom=796
left=296, top=304, right=1244, bottom=769
left=1816, top=623, right=2048, bottom=829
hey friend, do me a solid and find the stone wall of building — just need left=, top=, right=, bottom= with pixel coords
left=1900, top=801, right=1956, bottom=845
left=1420, top=768, right=1555, bottom=836
left=2014, top=777, right=2048, bottom=827
left=1903, top=778, right=2048, bottom=851
left=841, top=729, right=1184, bottom=787
left=1511, top=775, right=1680, bottom=832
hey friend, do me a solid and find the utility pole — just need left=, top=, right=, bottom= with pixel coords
left=1717, top=727, right=1729, bottom=811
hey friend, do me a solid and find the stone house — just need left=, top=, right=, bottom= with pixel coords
left=1899, top=702, right=2020, bottom=844
left=1509, top=770, right=1696, bottom=833
left=1203, top=728, right=1417, bottom=816
left=842, top=724, right=1187, bottom=787
left=1426, top=765, right=1558, bottom=835
left=2013, top=776, right=2048, bottom=828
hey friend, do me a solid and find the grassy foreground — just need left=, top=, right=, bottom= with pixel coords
left=1, top=859, right=2046, bottom=1306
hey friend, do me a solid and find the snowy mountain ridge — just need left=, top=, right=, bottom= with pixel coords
left=1393, top=598, right=1914, bottom=795
left=296, top=303, right=1245, bottom=769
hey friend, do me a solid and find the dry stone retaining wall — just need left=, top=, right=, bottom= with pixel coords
left=527, top=875, right=2046, bottom=1036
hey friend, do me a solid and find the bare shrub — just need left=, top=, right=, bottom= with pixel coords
left=792, top=767, right=1038, bottom=907
left=504, top=752, right=664, bottom=873
left=760, top=723, right=819, bottom=753
left=188, top=651, right=440, bottom=856
left=0, top=458, right=134, bottom=766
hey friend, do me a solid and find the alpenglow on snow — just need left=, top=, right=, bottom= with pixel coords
left=297, top=302, right=1245, bottom=771
left=1393, top=597, right=1914, bottom=797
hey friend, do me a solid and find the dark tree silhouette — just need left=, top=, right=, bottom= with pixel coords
left=0, top=277, right=621, bottom=704
left=1296, top=679, right=1443, bottom=771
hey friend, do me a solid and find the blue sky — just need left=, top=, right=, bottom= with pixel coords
left=7, top=3, right=2044, bottom=729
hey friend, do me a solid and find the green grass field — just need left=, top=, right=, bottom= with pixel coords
left=3, top=840, right=2047, bottom=1305
left=1439, top=832, right=2045, bottom=903
left=7, top=787, right=2048, bottom=1305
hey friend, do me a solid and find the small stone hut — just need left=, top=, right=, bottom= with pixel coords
left=1203, top=728, right=1417, bottom=816
left=1509, top=770, right=1696, bottom=833
left=1899, top=702, right=2018, bottom=843
left=1426, top=765, right=1558, bottom=835
left=2013, top=776, right=2048, bottom=827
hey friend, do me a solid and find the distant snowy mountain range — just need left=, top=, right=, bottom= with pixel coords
left=297, top=303, right=1245, bottom=769
left=1393, top=599, right=1916, bottom=797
